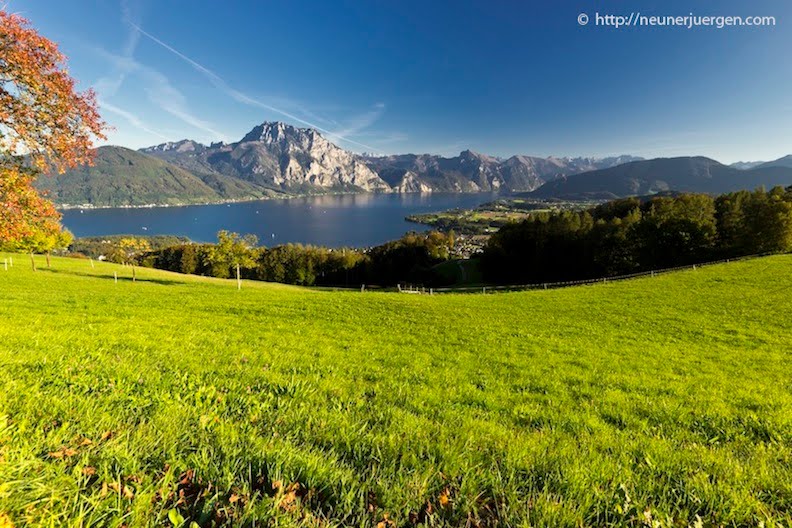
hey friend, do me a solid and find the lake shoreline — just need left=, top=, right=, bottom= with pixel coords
left=55, top=190, right=463, bottom=211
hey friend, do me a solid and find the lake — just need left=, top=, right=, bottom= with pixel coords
left=61, top=193, right=498, bottom=247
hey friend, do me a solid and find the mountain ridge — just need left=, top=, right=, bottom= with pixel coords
left=39, top=121, right=792, bottom=207
left=529, top=156, right=792, bottom=200
left=141, top=121, right=643, bottom=195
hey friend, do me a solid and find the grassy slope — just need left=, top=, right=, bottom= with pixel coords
left=0, top=255, right=790, bottom=527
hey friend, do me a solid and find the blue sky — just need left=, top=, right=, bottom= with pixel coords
left=14, top=0, right=792, bottom=162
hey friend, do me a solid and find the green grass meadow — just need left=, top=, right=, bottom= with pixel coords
left=0, top=254, right=790, bottom=527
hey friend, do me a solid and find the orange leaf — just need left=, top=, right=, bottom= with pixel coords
left=438, top=488, right=451, bottom=508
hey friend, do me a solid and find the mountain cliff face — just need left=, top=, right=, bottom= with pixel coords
left=361, top=151, right=643, bottom=193
left=142, top=122, right=389, bottom=193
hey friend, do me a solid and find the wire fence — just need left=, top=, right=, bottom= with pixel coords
left=403, top=252, right=775, bottom=295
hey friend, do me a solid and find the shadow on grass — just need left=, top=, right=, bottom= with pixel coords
left=40, top=267, right=186, bottom=286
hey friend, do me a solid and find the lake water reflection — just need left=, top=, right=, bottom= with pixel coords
left=61, top=192, right=499, bottom=247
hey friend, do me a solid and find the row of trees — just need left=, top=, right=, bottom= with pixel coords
left=481, top=187, right=792, bottom=284
left=138, top=230, right=456, bottom=287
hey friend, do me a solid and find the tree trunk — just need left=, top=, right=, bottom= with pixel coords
left=30, top=252, right=36, bottom=272
left=46, top=252, right=51, bottom=268
left=236, top=264, right=241, bottom=290
left=132, top=265, right=136, bottom=282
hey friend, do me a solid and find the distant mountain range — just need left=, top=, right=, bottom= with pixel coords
left=363, top=151, right=643, bottom=193
left=140, top=122, right=642, bottom=194
left=38, top=122, right=640, bottom=207
left=729, top=160, right=765, bottom=170
left=530, top=156, right=792, bottom=200
left=36, top=121, right=792, bottom=207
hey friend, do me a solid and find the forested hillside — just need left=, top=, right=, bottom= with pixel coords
left=36, top=146, right=268, bottom=207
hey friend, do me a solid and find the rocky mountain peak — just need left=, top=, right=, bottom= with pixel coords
left=240, top=121, right=320, bottom=145
left=459, top=149, right=496, bottom=163
left=140, top=139, right=206, bottom=154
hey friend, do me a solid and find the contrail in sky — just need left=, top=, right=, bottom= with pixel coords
left=128, top=22, right=381, bottom=152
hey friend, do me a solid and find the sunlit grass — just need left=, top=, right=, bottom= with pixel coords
left=0, top=253, right=790, bottom=526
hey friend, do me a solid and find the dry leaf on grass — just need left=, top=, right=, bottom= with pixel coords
left=438, top=488, right=451, bottom=508
left=101, top=481, right=134, bottom=500
left=48, top=447, right=78, bottom=459
left=376, top=513, right=396, bottom=528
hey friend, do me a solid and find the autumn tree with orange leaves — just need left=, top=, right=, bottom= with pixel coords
left=0, top=9, right=106, bottom=253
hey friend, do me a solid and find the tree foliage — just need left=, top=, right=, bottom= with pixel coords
left=140, top=231, right=455, bottom=287
left=0, top=10, right=106, bottom=246
left=0, top=159, right=59, bottom=243
left=482, top=188, right=792, bottom=284
left=105, top=237, right=152, bottom=265
left=207, top=231, right=258, bottom=279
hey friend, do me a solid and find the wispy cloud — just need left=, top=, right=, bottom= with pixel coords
left=92, top=1, right=158, bottom=139
left=127, top=21, right=384, bottom=152
left=99, top=98, right=170, bottom=141
left=94, top=47, right=228, bottom=141
left=256, top=95, right=341, bottom=128
left=92, top=2, right=227, bottom=144
left=331, top=103, right=386, bottom=139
